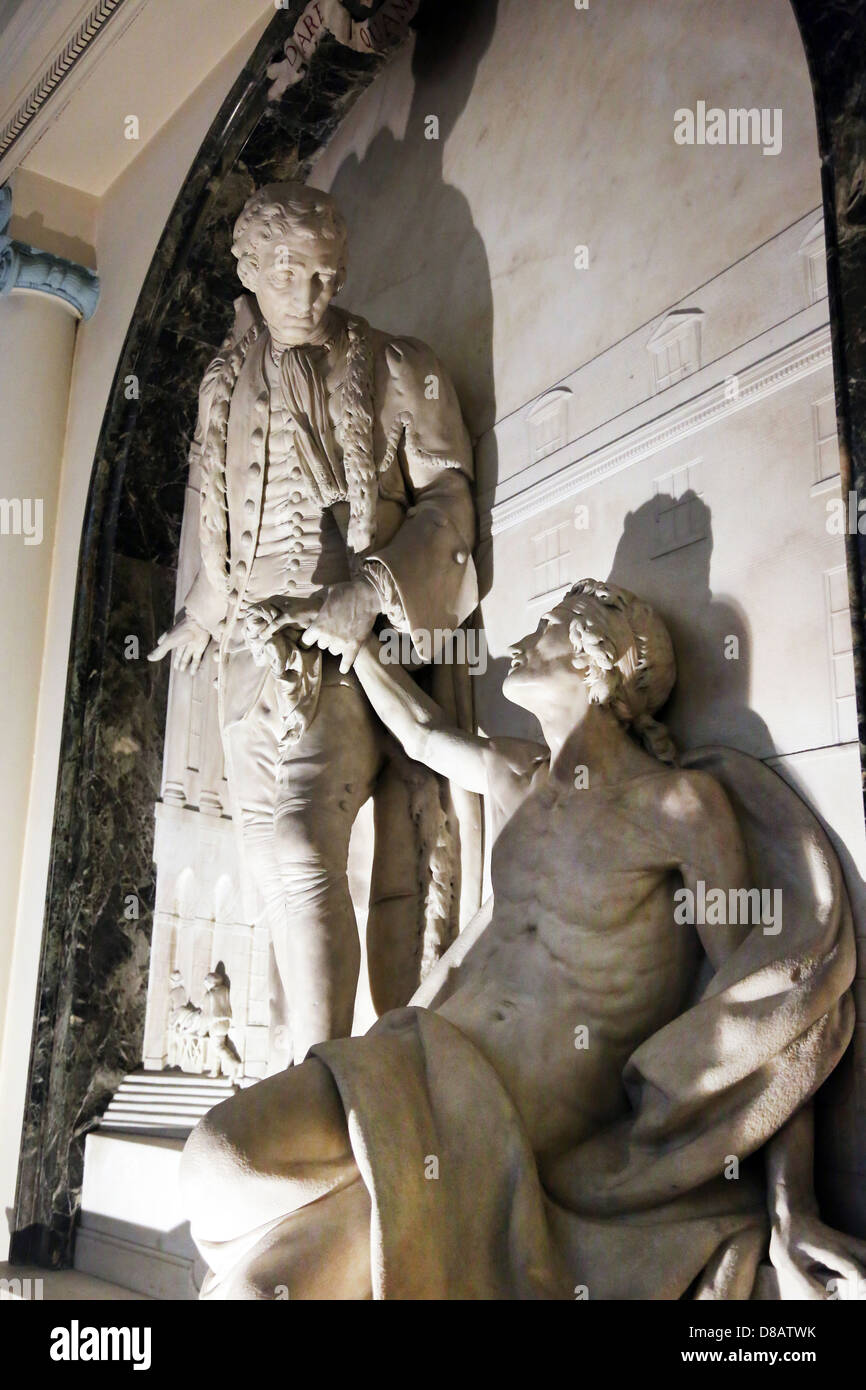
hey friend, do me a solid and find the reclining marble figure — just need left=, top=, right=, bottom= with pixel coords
left=181, top=579, right=865, bottom=1299
left=149, top=182, right=478, bottom=1063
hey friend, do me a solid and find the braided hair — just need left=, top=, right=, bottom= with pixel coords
left=562, top=578, right=678, bottom=765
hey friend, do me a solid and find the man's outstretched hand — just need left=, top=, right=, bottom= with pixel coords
left=148, top=613, right=211, bottom=674
left=153, top=579, right=382, bottom=679
left=296, top=576, right=381, bottom=674
left=258, top=578, right=380, bottom=675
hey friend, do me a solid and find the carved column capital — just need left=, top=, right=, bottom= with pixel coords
left=0, top=184, right=99, bottom=320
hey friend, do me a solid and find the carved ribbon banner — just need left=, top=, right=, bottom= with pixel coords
left=268, top=0, right=420, bottom=99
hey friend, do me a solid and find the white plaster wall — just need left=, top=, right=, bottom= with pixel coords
left=0, top=10, right=272, bottom=1262
left=312, top=0, right=821, bottom=437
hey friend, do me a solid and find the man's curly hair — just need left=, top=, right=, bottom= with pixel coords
left=560, top=578, right=678, bottom=765
left=231, top=182, right=348, bottom=289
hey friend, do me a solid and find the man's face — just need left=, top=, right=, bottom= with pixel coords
left=250, top=234, right=343, bottom=344
left=503, top=606, right=579, bottom=710
left=503, top=596, right=626, bottom=715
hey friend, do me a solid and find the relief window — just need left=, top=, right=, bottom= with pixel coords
left=646, top=310, right=703, bottom=393
left=652, top=461, right=707, bottom=557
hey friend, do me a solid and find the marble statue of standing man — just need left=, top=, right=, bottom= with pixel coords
left=150, top=183, right=477, bottom=1065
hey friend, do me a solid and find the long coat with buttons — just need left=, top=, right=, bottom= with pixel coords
left=183, top=297, right=478, bottom=723
left=179, top=296, right=483, bottom=994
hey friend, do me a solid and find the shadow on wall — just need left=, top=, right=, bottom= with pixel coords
left=324, top=0, right=500, bottom=596
left=6, top=211, right=96, bottom=271
left=607, top=493, right=775, bottom=760
left=477, top=492, right=777, bottom=760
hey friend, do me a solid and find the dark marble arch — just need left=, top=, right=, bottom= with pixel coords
left=9, top=0, right=866, bottom=1267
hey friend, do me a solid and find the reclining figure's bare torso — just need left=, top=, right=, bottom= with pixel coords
left=432, top=757, right=726, bottom=1158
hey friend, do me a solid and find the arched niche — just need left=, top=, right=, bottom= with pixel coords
left=11, top=0, right=866, bottom=1269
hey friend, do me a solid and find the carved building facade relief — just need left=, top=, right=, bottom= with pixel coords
left=143, top=446, right=268, bottom=1079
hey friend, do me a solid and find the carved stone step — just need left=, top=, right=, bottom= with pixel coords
left=97, top=1070, right=240, bottom=1139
